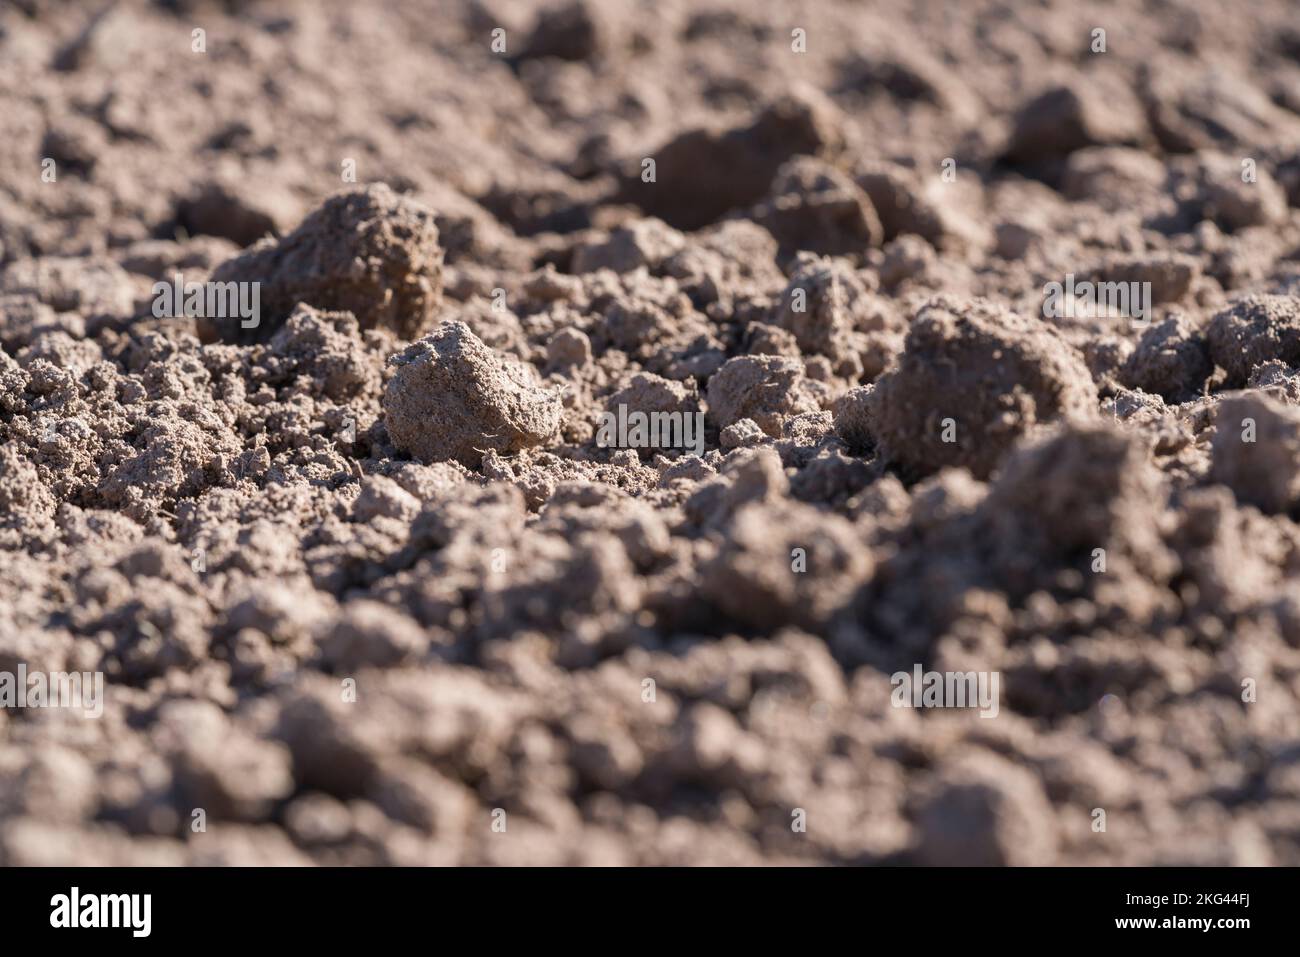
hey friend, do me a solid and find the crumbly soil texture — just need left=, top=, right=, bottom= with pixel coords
left=2, top=0, right=1300, bottom=866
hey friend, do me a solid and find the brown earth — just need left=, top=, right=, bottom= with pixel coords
left=2, top=0, right=1300, bottom=865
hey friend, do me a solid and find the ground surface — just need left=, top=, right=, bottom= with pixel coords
left=2, top=0, right=1300, bottom=865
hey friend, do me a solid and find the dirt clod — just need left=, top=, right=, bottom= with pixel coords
left=867, top=297, right=1098, bottom=479
left=209, top=184, right=444, bottom=344
left=383, top=321, right=562, bottom=467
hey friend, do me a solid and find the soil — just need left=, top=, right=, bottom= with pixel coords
left=2, top=0, right=1300, bottom=866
